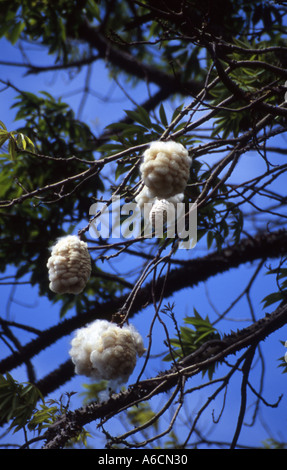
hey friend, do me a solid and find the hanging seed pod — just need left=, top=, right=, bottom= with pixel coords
left=140, top=141, right=191, bottom=199
left=135, top=185, right=155, bottom=210
left=47, top=235, right=91, bottom=294
left=149, top=194, right=184, bottom=231
left=149, top=198, right=174, bottom=228
left=69, top=319, right=145, bottom=385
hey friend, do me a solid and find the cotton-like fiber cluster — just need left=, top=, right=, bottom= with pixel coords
left=149, top=194, right=184, bottom=228
left=47, top=235, right=91, bottom=294
left=69, top=320, right=145, bottom=386
left=150, top=199, right=172, bottom=228
left=140, top=141, right=191, bottom=199
left=135, top=185, right=155, bottom=210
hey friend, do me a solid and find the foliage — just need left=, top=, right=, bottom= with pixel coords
left=0, top=373, right=90, bottom=448
left=261, top=438, right=287, bottom=450
left=262, top=266, right=287, bottom=308
left=79, top=381, right=110, bottom=404
left=28, top=391, right=91, bottom=448
left=127, top=402, right=158, bottom=433
left=0, top=120, right=35, bottom=161
left=0, top=0, right=287, bottom=450
left=0, top=373, right=43, bottom=433
left=163, top=307, right=221, bottom=380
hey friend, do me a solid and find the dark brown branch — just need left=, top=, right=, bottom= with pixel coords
left=42, top=301, right=287, bottom=449
left=210, top=43, right=287, bottom=118
left=0, top=55, right=100, bottom=76
left=230, top=345, right=257, bottom=449
left=1, top=229, right=286, bottom=394
left=75, top=18, right=203, bottom=97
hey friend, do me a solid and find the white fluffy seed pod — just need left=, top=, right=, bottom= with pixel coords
left=47, top=235, right=91, bottom=294
left=149, top=198, right=176, bottom=227
left=149, top=194, right=184, bottom=234
left=69, top=320, right=145, bottom=385
left=140, top=141, right=191, bottom=199
left=134, top=185, right=155, bottom=210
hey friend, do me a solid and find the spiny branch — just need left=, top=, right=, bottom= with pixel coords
left=42, top=301, right=287, bottom=449
left=1, top=228, right=286, bottom=396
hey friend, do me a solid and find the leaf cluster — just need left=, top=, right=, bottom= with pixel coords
left=200, top=199, right=244, bottom=251
left=11, top=90, right=97, bottom=159
left=163, top=309, right=221, bottom=379
left=0, top=371, right=89, bottom=447
left=0, top=90, right=106, bottom=302
left=0, top=120, right=35, bottom=161
left=0, top=0, right=100, bottom=62
left=0, top=373, right=43, bottom=433
left=262, top=266, right=287, bottom=308
left=127, top=402, right=158, bottom=433
left=104, top=102, right=195, bottom=187
left=28, top=391, right=73, bottom=431
left=209, top=36, right=286, bottom=139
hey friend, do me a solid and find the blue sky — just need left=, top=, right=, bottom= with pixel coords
left=1, top=35, right=287, bottom=449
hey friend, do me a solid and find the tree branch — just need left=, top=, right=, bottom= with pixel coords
left=230, top=345, right=257, bottom=449
left=1, top=229, right=286, bottom=394
left=74, top=17, right=203, bottom=96
left=42, top=300, right=287, bottom=449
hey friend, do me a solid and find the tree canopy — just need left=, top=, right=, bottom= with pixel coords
left=0, top=0, right=287, bottom=450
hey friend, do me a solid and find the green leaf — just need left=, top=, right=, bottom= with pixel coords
left=24, top=135, right=35, bottom=150
left=163, top=309, right=220, bottom=376
left=207, top=231, right=213, bottom=249
left=171, top=104, right=184, bottom=121
left=262, top=291, right=286, bottom=308
left=8, top=138, right=16, bottom=161
left=0, top=134, right=9, bottom=147
left=124, top=106, right=151, bottom=128
left=8, top=21, right=25, bottom=45
left=0, top=120, right=7, bottom=130
left=0, top=373, right=43, bottom=430
left=79, top=382, right=108, bottom=404
left=127, top=402, right=158, bottom=432
left=159, top=103, right=168, bottom=127
left=16, top=132, right=26, bottom=150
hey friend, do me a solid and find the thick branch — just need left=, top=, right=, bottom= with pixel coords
left=74, top=18, right=203, bottom=96
left=1, top=229, right=286, bottom=393
left=42, top=301, right=287, bottom=449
